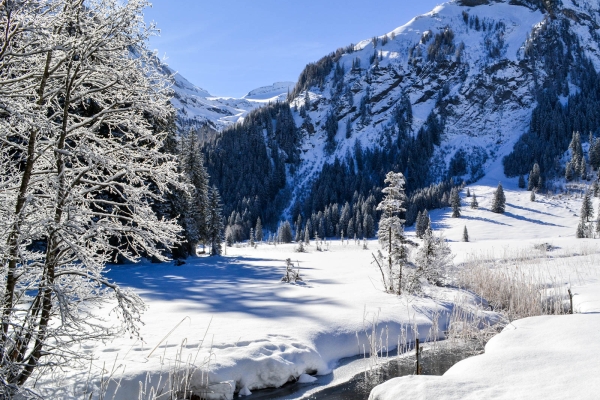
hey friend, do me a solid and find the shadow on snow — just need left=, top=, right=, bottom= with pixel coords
left=106, top=256, right=342, bottom=320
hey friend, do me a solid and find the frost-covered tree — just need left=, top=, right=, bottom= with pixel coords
left=528, top=163, right=541, bottom=191
left=415, top=211, right=423, bottom=238
left=491, top=183, right=506, bottom=213
left=470, top=192, right=479, bottom=209
left=530, top=190, right=536, bottom=202
left=450, top=187, right=461, bottom=218
left=415, top=227, right=453, bottom=286
left=416, top=209, right=430, bottom=239
left=279, top=221, right=293, bottom=243
left=255, top=217, right=263, bottom=242
left=462, top=226, right=469, bottom=242
left=377, top=171, right=408, bottom=294
left=207, top=186, right=224, bottom=256
left=0, top=0, right=181, bottom=388
left=581, top=191, right=593, bottom=222
left=304, top=224, right=311, bottom=245
left=180, top=130, right=210, bottom=254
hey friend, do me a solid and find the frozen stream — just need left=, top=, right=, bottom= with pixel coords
left=237, top=340, right=483, bottom=399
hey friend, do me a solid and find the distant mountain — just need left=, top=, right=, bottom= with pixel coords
left=200, top=0, right=600, bottom=233
left=164, top=64, right=294, bottom=133
left=243, top=81, right=295, bottom=101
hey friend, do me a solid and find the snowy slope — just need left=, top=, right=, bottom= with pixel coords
left=32, top=166, right=600, bottom=398
left=165, top=63, right=294, bottom=132
left=280, top=0, right=600, bottom=213
left=242, top=81, right=295, bottom=101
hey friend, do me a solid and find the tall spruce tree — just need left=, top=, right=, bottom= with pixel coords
left=255, top=217, right=263, bottom=242
left=180, top=131, right=210, bottom=253
left=581, top=191, right=593, bottom=222
left=450, top=187, right=461, bottom=218
left=491, top=182, right=506, bottom=213
left=377, top=171, right=408, bottom=294
left=207, top=186, right=224, bottom=256
left=463, top=226, right=469, bottom=242
left=470, top=192, right=479, bottom=209
left=518, top=175, right=526, bottom=189
left=528, top=163, right=541, bottom=191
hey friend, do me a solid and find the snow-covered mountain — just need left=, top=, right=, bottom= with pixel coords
left=167, top=66, right=293, bottom=132
left=242, top=81, right=295, bottom=101
left=201, top=0, right=600, bottom=225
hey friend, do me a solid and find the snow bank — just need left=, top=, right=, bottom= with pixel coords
left=369, top=182, right=600, bottom=400
left=369, top=312, right=600, bottom=400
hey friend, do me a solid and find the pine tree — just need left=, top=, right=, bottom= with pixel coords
left=580, top=160, right=588, bottom=181
left=581, top=192, right=593, bottom=222
left=180, top=130, right=210, bottom=253
left=207, top=186, right=224, bottom=256
left=249, top=228, right=255, bottom=246
left=491, top=182, right=506, bottom=213
left=470, top=192, right=479, bottom=209
left=462, top=226, right=469, bottom=242
left=518, top=174, right=526, bottom=189
left=594, top=181, right=600, bottom=198
left=450, top=187, right=461, bottom=218
left=466, top=188, right=471, bottom=197
left=279, top=221, right=293, bottom=243
left=566, top=162, right=574, bottom=181
left=528, top=163, right=541, bottom=191
left=415, top=228, right=453, bottom=286
left=255, top=217, right=263, bottom=242
left=377, top=171, right=408, bottom=294
left=415, top=210, right=423, bottom=238
left=530, top=190, right=536, bottom=202
left=596, top=203, right=600, bottom=236
left=304, top=224, right=311, bottom=245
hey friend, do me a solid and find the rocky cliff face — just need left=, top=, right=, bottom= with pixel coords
left=196, top=0, right=600, bottom=226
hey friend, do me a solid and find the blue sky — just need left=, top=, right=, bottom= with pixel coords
left=144, top=1, right=443, bottom=97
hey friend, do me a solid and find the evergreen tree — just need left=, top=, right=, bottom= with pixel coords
left=363, top=214, right=375, bottom=238
left=596, top=203, right=600, bottom=236
left=590, top=138, right=600, bottom=170
left=466, top=188, right=471, bottom=197
left=528, top=163, right=541, bottom=191
left=415, top=210, right=423, bottom=238
left=249, top=228, right=255, bottom=246
left=470, top=192, right=479, bottom=209
left=576, top=217, right=586, bottom=239
left=255, top=217, right=263, bottom=242
left=207, top=186, right=224, bottom=256
left=450, top=187, right=461, bottom=218
left=566, top=162, right=574, bottom=181
left=278, top=221, right=293, bottom=243
left=491, top=182, right=506, bottom=213
left=304, top=224, right=311, bottom=245
left=580, top=160, right=588, bottom=180
left=530, top=190, right=536, bottom=202
left=415, top=227, right=453, bottom=286
left=594, top=181, right=600, bottom=197
left=581, top=191, right=593, bottom=222
left=377, top=171, right=408, bottom=294
left=462, top=226, right=469, bottom=242
left=518, top=174, right=526, bottom=189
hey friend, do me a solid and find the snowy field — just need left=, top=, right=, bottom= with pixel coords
left=35, top=176, right=600, bottom=399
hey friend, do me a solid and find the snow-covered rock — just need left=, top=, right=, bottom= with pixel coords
left=243, top=81, right=295, bottom=101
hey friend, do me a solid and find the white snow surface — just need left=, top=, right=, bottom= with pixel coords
left=367, top=173, right=600, bottom=399
left=35, top=167, right=600, bottom=398
left=168, top=67, right=293, bottom=130
left=243, top=81, right=294, bottom=101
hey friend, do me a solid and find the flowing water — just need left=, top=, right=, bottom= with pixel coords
left=237, top=340, right=483, bottom=400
